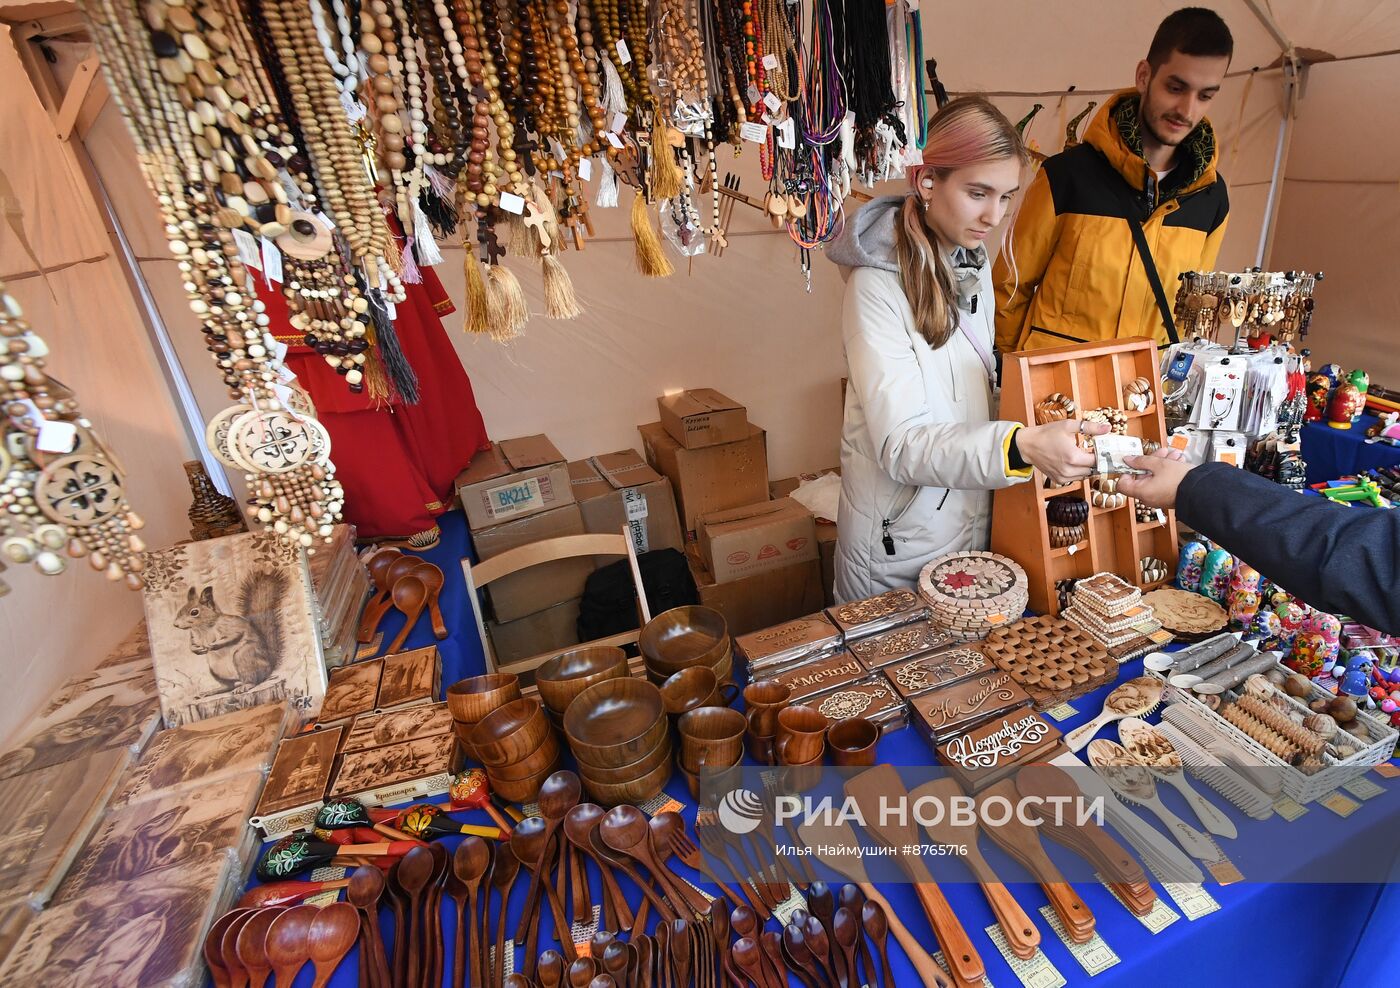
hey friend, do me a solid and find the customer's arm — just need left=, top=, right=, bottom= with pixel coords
left=1120, top=456, right=1400, bottom=633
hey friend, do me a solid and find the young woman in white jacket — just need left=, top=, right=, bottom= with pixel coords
left=828, top=97, right=1106, bottom=602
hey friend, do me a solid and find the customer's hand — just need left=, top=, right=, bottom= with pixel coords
left=1117, top=448, right=1192, bottom=508
left=1013, top=420, right=1106, bottom=486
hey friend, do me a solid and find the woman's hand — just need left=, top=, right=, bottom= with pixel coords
left=1013, top=420, right=1106, bottom=486
left=1116, top=448, right=1192, bottom=508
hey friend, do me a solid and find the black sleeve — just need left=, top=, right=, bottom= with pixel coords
left=1176, top=462, right=1400, bottom=634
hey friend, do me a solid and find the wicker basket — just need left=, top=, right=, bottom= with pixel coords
left=1150, top=662, right=1397, bottom=804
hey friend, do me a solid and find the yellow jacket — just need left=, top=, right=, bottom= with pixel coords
left=993, top=90, right=1229, bottom=352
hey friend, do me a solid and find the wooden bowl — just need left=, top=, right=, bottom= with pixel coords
left=488, top=732, right=562, bottom=782
left=576, top=730, right=672, bottom=785
left=578, top=751, right=672, bottom=806
left=535, top=645, right=629, bottom=715
left=489, top=758, right=559, bottom=803
left=446, top=673, right=521, bottom=724
left=640, top=606, right=730, bottom=676
left=452, top=720, right=481, bottom=761
left=469, top=698, right=550, bottom=767
left=563, top=677, right=667, bottom=769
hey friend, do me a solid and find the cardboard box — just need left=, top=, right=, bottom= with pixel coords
left=568, top=450, right=684, bottom=556
left=686, top=544, right=824, bottom=637
left=658, top=389, right=749, bottom=449
left=488, top=597, right=582, bottom=667
left=639, top=422, right=768, bottom=538
left=769, top=472, right=839, bottom=607
left=698, top=498, right=818, bottom=584
left=455, top=435, right=573, bottom=530
left=472, top=503, right=595, bottom=622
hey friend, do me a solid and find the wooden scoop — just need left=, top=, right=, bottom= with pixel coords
left=412, top=560, right=449, bottom=639
left=795, top=817, right=950, bottom=988
left=911, top=779, right=1041, bottom=960
left=357, top=550, right=407, bottom=642
left=307, top=903, right=360, bottom=988
left=205, top=909, right=250, bottom=988
left=845, top=766, right=984, bottom=988
left=387, top=574, right=428, bottom=653
left=235, top=908, right=282, bottom=988
left=973, top=779, right=1095, bottom=943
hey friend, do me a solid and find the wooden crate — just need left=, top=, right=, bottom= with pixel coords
left=991, top=337, right=1178, bottom=615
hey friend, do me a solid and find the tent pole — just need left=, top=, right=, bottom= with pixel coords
left=1254, top=57, right=1301, bottom=267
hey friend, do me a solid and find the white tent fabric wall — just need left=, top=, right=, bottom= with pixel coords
left=0, top=18, right=192, bottom=746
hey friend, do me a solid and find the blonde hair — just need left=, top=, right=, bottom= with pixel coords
left=895, top=96, right=1028, bottom=348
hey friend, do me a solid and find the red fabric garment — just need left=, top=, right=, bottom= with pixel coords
left=260, top=262, right=490, bottom=539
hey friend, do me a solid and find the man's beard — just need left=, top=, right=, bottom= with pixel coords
left=1143, top=107, right=1190, bottom=148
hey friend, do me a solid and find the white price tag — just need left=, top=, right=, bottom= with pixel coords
left=616, top=39, right=631, bottom=64
left=762, top=54, right=779, bottom=70
left=232, top=228, right=262, bottom=269
left=499, top=191, right=526, bottom=215
left=550, top=138, right=567, bottom=163
left=610, top=112, right=627, bottom=134
left=605, top=132, right=624, bottom=149
left=36, top=418, right=78, bottom=454
left=740, top=121, right=769, bottom=144
left=777, top=118, right=795, bottom=149
left=314, top=210, right=336, bottom=230
left=260, top=238, right=283, bottom=286
left=844, top=110, right=857, bottom=127
left=763, top=91, right=782, bottom=113
left=1066, top=543, right=1079, bottom=555
left=272, top=339, right=289, bottom=362
left=271, top=383, right=295, bottom=407
left=578, top=158, right=593, bottom=181
left=339, top=90, right=367, bottom=124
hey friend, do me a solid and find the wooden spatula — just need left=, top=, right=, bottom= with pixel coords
left=845, top=766, right=985, bottom=988
left=911, top=779, right=1041, bottom=960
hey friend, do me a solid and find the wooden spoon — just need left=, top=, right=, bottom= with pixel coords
left=634, top=935, right=654, bottom=988
left=589, top=817, right=679, bottom=926
left=591, top=977, right=618, bottom=988
left=732, top=935, right=778, bottom=988
left=425, top=841, right=450, bottom=988
left=837, top=885, right=874, bottom=988
left=238, top=879, right=354, bottom=910
left=779, top=925, right=824, bottom=988
left=712, top=899, right=743, bottom=988
left=385, top=859, right=411, bottom=988
left=648, top=817, right=721, bottom=918
left=512, top=815, right=579, bottom=972
left=396, top=845, right=434, bottom=988
left=222, top=910, right=260, bottom=988
left=411, top=560, right=448, bottom=639
left=569, top=956, right=600, bottom=988
left=540, top=948, right=567, bottom=988
left=806, top=882, right=840, bottom=978
left=236, top=907, right=282, bottom=988
left=451, top=837, right=492, bottom=988
left=860, top=901, right=893, bottom=988
left=831, top=908, right=862, bottom=988
left=603, top=806, right=702, bottom=918
left=759, top=931, right=789, bottom=988
left=603, top=940, right=631, bottom=988
left=803, top=916, right=841, bottom=988
left=348, top=867, right=391, bottom=988
left=205, top=909, right=251, bottom=988
left=307, top=902, right=360, bottom=988
left=517, top=772, right=582, bottom=942
left=567, top=803, right=635, bottom=930
left=265, top=903, right=317, bottom=988
left=357, top=549, right=405, bottom=641
left=387, top=574, right=428, bottom=653
left=671, top=919, right=694, bottom=988
left=491, top=842, right=522, bottom=987
left=912, top=778, right=1041, bottom=960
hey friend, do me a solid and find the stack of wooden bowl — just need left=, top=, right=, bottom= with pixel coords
left=467, top=697, right=561, bottom=802
left=639, top=605, right=734, bottom=691
left=534, top=645, right=630, bottom=723
left=445, top=673, right=521, bottom=756
left=563, top=678, right=671, bottom=806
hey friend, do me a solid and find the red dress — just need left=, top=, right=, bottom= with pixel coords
left=261, top=264, right=490, bottom=539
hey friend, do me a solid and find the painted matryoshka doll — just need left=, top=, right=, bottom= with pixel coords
left=1305, top=374, right=1331, bottom=422
left=1327, top=382, right=1363, bottom=429
left=1251, top=608, right=1283, bottom=651
left=1176, top=541, right=1208, bottom=591
left=1199, top=548, right=1235, bottom=602
left=1274, top=598, right=1309, bottom=647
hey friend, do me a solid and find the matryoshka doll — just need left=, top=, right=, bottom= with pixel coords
left=1274, top=598, right=1309, bottom=648
left=1176, top=541, right=1207, bottom=591
left=1327, top=382, right=1363, bottom=430
left=1252, top=608, right=1283, bottom=651
left=1199, top=548, right=1235, bottom=602
left=1305, top=374, right=1331, bottom=422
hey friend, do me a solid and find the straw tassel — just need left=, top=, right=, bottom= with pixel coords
left=507, top=211, right=534, bottom=257
left=541, top=254, right=582, bottom=319
left=648, top=116, right=683, bottom=200
left=487, top=264, right=528, bottom=340
left=400, top=236, right=422, bottom=284
left=630, top=191, right=673, bottom=278
left=412, top=197, right=444, bottom=266
left=463, top=248, right=492, bottom=336
left=596, top=153, right=619, bottom=208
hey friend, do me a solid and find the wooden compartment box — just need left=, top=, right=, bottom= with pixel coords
left=992, top=337, right=1179, bottom=615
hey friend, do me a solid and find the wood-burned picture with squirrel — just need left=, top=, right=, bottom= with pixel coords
left=142, top=531, right=327, bottom=727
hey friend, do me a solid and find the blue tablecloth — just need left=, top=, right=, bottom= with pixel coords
left=253, top=510, right=1399, bottom=987
left=1302, top=413, right=1400, bottom=487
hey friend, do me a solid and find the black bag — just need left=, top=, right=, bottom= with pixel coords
left=576, top=548, right=698, bottom=641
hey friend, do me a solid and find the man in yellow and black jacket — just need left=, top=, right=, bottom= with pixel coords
left=994, top=8, right=1233, bottom=352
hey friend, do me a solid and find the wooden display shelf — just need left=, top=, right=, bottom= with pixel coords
left=992, top=336, right=1180, bottom=615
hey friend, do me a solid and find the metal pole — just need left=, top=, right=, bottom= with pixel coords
left=1254, top=58, right=1301, bottom=267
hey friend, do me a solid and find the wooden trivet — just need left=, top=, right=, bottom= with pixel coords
left=981, top=615, right=1116, bottom=710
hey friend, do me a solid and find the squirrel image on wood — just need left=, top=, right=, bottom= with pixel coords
left=172, top=569, right=288, bottom=693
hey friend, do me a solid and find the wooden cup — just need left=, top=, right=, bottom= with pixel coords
left=660, top=666, right=740, bottom=716
left=776, top=705, right=829, bottom=766
left=826, top=717, right=881, bottom=767
left=744, top=679, right=792, bottom=737
left=677, top=705, right=747, bottom=775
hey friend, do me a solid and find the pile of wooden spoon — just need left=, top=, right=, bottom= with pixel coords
left=202, top=900, right=359, bottom=988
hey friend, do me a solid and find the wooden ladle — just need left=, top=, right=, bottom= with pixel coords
left=222, top=910, right=260, bottom=988
left=396, top=844, right=435, bottom=988
left=567, top=803, right=635, bottom=930
left=235, top=908, right=282, bottom=988
left=347, top=866, right=392, bottom=988
left=411, top=561, right=449, bottom=639
left=264, top=903, right=317, bottom=988
left=601, top=805, right=696, bottom=916
left=387, top=574, right=428, bottom=653
left=452, top=836, right=492, bottom=988
left=205, top=909, right=251, bottom=988
left=357, top=549, right=407, bottom=642
left=307, top=902, right=360, bottom=988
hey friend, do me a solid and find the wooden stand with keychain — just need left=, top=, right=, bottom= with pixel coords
left=991, top=337, right=1179, bottom=615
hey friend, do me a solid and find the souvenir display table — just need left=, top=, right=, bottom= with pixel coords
left=1302, top=414, right=1400, bottom=487
left=246, top=511, right=1400, bottom=988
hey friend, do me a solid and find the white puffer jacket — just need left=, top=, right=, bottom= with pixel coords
left=827, top=196, right=1030, bottom=603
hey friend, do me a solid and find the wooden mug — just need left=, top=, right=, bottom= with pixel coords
left=776, top=705, right=829, bottom=766
left=677, top=705, right=747, bottom=774
left=660, top=666, right=739, bottom=716
left=744, top=679, right=792, bottom=737
left=826, top=717, right=881, bottom=767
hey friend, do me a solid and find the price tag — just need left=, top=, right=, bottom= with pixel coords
left=272, top=339, right=289, bottom=362
left=1319, top=790, right=1363, bottom=817
left=984, top=924, right=1064, bottom=988
left=1272, top=795, right=1308, bottom=821
left=1066, top=542, right=1080, bottom=555
left=1342, top=776, right=1385, bottom=800
left=271, top=383, right=296, bottom=407
left=232, top=228, right=262, bottom=270
left=1039, top=906, right=1119, bottom=976
left=616, top=39, right=631, bottom=64
left=339, top=89, right=366, bottom=124
left=746, top=83, right=761, bottom=105
left=1043, top=703, right=1077, bottom=722
left=610, top=112, right=627, bottom=134
left=763, top=91, right=782, bottom=112
left=740, top=121, right=769, bottom=144
left=762, top=53, right=779, bottom=70
left=260, top=238, right=283, bottom=286
left=578, top=157, right=593, bottom=181
left=1160, top=882, right=1220, bottom=920
left=498, top=191, right=526, bottom=215
left=550, top=138, right=567, bottom=163
left=777, top=118, right=795, bottom=150
left=36, top=418, right=78, bottom=454
left=1373, top=762, right=1400, bottom=779
left=605, top=132, right=625, bottom=149
left=276, top=363, right=297, bottom=384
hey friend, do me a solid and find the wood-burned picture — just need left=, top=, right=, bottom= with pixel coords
left=342, top=703, right=453, bottom=755
left=254, top=727, right=344, bottom=819
left=330, top=732, right=456, bottom=799
left=0, top=850, right=232, bottom=986
left=317, top=660, right=383, bottom=725
left=54, top=771, right=263, bottom=904
left=36, top=656, right=157, bottom=721
left=141, top=531, right=326, bottom=727
left=0, top=672, right=161, bottom=782
left=111, top=703, right=288, bottom=808
left=377, top=646, right=439, bottom=709
left=97, top=620, right=152, bottom=669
